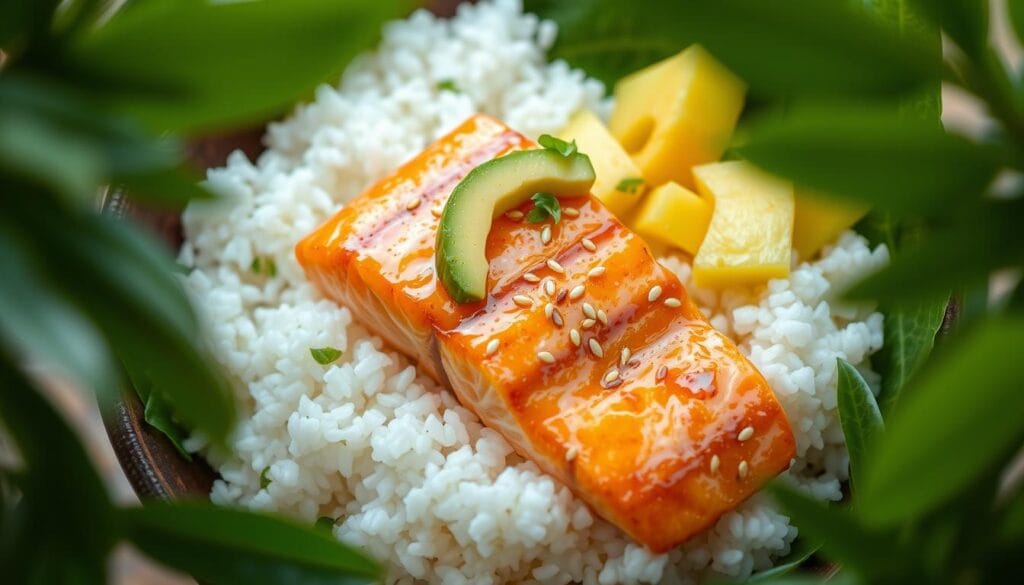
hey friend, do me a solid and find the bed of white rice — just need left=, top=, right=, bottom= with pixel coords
left=178, top=1, right=888, bottom=582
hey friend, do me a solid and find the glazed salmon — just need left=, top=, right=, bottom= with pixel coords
left=296, top=114, right=796, bottom=552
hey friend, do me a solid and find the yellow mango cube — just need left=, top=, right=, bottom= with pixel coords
left=792, top=191, right=870, bottom=260
left=559, top=109, right=647, bottom=217
left=692, top=161, right=794, bottom=288
left=609, top=45, right=746, bottom=189
left=632, top=181, right=712, bottom=255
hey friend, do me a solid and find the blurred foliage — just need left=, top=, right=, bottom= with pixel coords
left=0, top=0, right=404, bottom=583
left=529, top=0, right=1024, bottom=583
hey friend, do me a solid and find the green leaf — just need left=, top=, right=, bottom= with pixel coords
left=65, top=0, right=408, bottom=133
left=528, top=0, right=942, bottom=95
left=0, top=357, right=115, bottom=584
left=875, top=295, right=949, bottom=414
left=252, top=256, right=279, bottom=278
left=836, top=359, right=883, bottom=493
left=527, top=192, right=562, bottom=224
left=743, top=538, right=822, bottom=582
left=309, top=347, right=343, bottom=366
left=0, top=221, right=118, bottom=405
left=615, top=177, right=644, bottom=194
left=121, top=501, right=381, bottom=585
left=911, top=0, right=989, bottom=57
left=315, top=517, right=336, bottom=532
left=131, top=368, right=192, bottom=460
left=849, top=199, right=1024, bottom=303
left=1010, top=0, right=1024, bottom=46
left=115, top=166, right=216, bottom=208
left=436, top=79, right=459, bottom=93
left=737, top=104, right=1004, bottom=217
left=859, top=317, right=1024, bottom=527
left=0, top=0, right=61, bottom=53
left=768, top=482, right=902, bottom=577
left=538, top=134, right=577, bottom=157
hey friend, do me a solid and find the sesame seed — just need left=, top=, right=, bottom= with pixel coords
left=540, top=225, right=552, bottom=245
left=543, top=278, right=556, bottom=297
left=647, top=285, right=663, bottom=302
left=566, top=447, right=578, bottom=461
left=581, top=318, right=596, bottom=329
left=485, top=339, right=500, bottom=356
left=620, top=348, right=631, bottom=367
left=605, top=378, right=623, bottom=389
left=570, top=329, right=581, bottom=346
left=544, top=303, right=554, bottom=318
left=603, top=369, right=620, bottom=385
left=537, top=351, right=556, bottom=364
left=506, top=210, right=524, bottom=220
left=431, top=208, right=443, bottom=218
left=546, top=259, right=565, bottom=274
left=627, top=358, right=641, bottom=368
left=663, top=297, right=682, bottom=308
left=582, top=303, right=596, bottom=319
left=588, top=338, right=604, bottom=358
left=738, top=460, right=749, bottom=479
left=710, top=455, right=721, bottom=473
left=563, top=208, right=580, bottom=218
left=581, top=238, right=597, bottom=252
left=596, top=309, right=608, bottom=326
left=555, top=290, right=567, bottom=303
left=569, top=285, right=585, bottom=300
left=405, top=198, right=421, bottom=211
left=552, top=308, right=564, bottom=328
left=523, top=272, right=540, bottom=283
left=656, top=365, right=668, bottom=381
left=513, top=295, right=533, bottom=308
left=738, top=426, right=755, bottom=442
left=588, top=266, right=606, bottom=279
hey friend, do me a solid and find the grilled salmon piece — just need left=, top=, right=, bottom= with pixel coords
left=296, top=114, right=796, bottom=552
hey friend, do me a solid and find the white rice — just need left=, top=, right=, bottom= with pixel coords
left=179, top=1, right=888, bottom=583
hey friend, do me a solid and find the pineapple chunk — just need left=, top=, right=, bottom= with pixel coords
left=559, top=109, right=647, bottom=217
left=633, top=182, right=711, bottom=255
left=608, top=46, right=745, bottom=189
left=793, top=191, right=869, bottom=260
left=693, top=162, right=794, bottom=288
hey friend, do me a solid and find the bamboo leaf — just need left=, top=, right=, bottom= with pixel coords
left=911, top=0, right=989, bottom=57
left=65, top=0, right=408, bottom=133
left=836, top=359, right=884, bottom=493
left=528, top=0, right=942, bottom=95
left=859, top=317, right=1024, bottom=527
left=737, top=104, right=1005, bottom=217
left=122, top=501, right=381, bottom=585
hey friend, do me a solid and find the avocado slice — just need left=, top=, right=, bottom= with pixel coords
left=436, top=149, right=595, bottom=303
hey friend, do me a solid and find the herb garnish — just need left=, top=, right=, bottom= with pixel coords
left=615, top=177, right=645, bottom=194
left=526, top=192, right=562, bottom=224
left=310, top=347, right=344, bottom=365
left=436, top=79, right=459, bottom=93
left=538, top=134, right=577, bottom=157
left=260, top=467, right=272, bottom=489
left=251, top=256, right=278, bottom=277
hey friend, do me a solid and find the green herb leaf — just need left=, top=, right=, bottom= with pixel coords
left=768, top=482, right=902, bottom=577
left=911, top=0, right=989, bottom=57
left=527, top=192, right=562, bottom=224
left=1010, top=0, right=1024, bottom=46
left=260, top=467, right=272, bottom=489
left=65, top=0, right=407, bottom=134
left=615, top=177, right=644, bottom=194
left=315, top=517, right=336, bottom=532
left=120, top=501, right=381, bottom=585
left=538, top=134, right=577, bottom=157
left=131, top=367, right=192, bottom=460
left=875, top=296, right=949, bottom=414
left=737, top=104, right=1004, bottom=217
left=436, top=79, right=459, bottom=93
left=527, top=0, right=942, bottom=95
left=859, top=317, right=1024, bottom=527
left=836, top=359, right=883, bottom=493
left=251, top=256, right=278, bottom=278
left=0, top=357, right=115, bottom=584
left=310, top=347, right=343, bottom=365
left=743, top=537, right=822, bottom=582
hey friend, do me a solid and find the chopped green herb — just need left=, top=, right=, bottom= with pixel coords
left=538, top=134, right=577, bottom=157
left=310, top=347, right=343, bottom=365
left=436, top=79, right=459, bottom=93
left=250, top=256, right=278, bottom=277
left=615, top=177, right=645, bottom=194
left=526, top=192, right=562, bottom=224
left=315, top=516, right=337, bottom=531
left=259, top=466, right=272, bottom=489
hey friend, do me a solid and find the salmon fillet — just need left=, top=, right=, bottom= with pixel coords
left=296, top=114, right=796, bottom=552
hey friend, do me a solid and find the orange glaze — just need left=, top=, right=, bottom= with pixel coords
left=296, top=114, right=796, bottom=552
